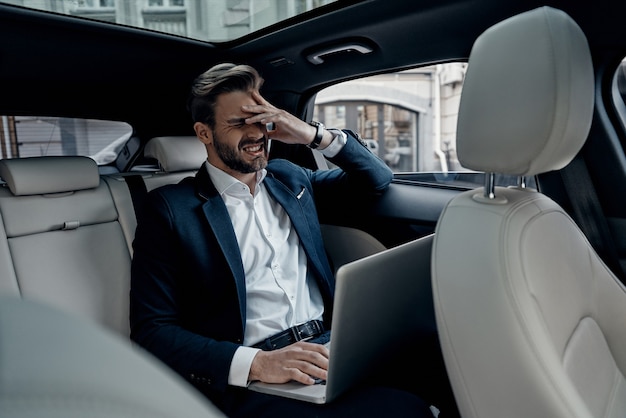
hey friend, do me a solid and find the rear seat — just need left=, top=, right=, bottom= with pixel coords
left=0, top=156, right=133, bottom=336
left=132, top=135, right=207, bottom=191
left=0, top=139, right=388, bottom=417
left=0, top=152, right=225, bottom=417
left=102, top=136, right=207, bottom=254
left=0, top=137, right=385, bottom=339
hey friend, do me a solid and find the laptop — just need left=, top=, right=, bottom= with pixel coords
left=248, top=233, right=436, bottom=404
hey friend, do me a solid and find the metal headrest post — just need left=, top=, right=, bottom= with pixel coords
left=517, top=176, right=527, bottom=189
left=484, top=172, right=496, bottom=199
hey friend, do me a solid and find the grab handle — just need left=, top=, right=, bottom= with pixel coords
left=306, top=43, right=373, bottom=65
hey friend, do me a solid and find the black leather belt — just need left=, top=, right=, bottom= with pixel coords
left=252, top=320, right=325, bottom=351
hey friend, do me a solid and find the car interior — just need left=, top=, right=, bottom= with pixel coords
left=1, top=0, right=626, bottom=417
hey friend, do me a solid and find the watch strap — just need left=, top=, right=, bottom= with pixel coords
left=307, top=121, right=325, bottom=149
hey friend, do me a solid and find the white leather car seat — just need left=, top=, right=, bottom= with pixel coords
left=102, top=135, right=207, bottom=252
left=141, top=135, right=207, bottom=190
left=0, top=156, right=133, bottom=336
left=0, top=296, right=225, bottom=417
left=432, top=6, right=626, bottom=418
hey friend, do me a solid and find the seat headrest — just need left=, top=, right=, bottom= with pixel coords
left=457, top=6, right=594, bottom=176
left=0, top=156, right=100, bottom=196
left=144, top=136, right=207, bottom=173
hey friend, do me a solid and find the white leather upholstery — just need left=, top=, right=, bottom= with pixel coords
left=0, top=156, right=133, bottom=336
left=0, top=296, right=225, bottom=417
left=0, top=156, right=100, bottom=195
left=144, top=136, right=207, bottom=173
left=456, top=6, right=594, bottom=176
left=139, top=136, right=206, bottom=191
left=432, top=7, right=626, bottom=418
left=102, top=175, right=138, bottom=254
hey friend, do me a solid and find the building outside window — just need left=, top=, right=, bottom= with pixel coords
left=315, top=63, right=466, bottom=174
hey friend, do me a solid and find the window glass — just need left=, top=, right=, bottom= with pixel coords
left=314, top=63, right=536, bottom=189
left=0, top=116, right=132, bottom=165
left=0, top=0, right=341, bottom=43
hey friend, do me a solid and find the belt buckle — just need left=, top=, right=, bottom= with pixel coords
left=290, top=325, right=303, bottom=343
left=285, top=321, right=323, bottom=346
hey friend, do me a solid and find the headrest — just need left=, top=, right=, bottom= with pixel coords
left=144, top=136, right=207, bottom=173
left=456, top=6, right=594, bottom=176
left=0, top=156, right=100, bottom=196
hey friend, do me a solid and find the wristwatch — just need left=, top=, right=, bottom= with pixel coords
left=307, top=121, right=325, bottom=149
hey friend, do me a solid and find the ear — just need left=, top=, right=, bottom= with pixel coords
left=194, top=122, right=212, bottom=145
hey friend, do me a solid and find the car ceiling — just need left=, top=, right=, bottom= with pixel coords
left=1, top=0, right=626, bottom=139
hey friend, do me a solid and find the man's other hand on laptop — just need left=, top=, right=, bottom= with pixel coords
left=249, top=341, right=329, bottom=385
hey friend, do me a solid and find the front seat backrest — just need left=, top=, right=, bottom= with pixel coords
left=0, top=296, right=225, bottom=417
left=432, top=6, right=626, bottom=418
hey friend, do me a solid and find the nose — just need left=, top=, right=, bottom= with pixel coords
left=244, top=122, right=265, bottom=138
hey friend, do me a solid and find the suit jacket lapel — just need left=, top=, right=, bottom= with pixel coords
left=264, top=175, right=324, bottom=276
left=264, top=176, right=334, bottom=307
left=195, top=168, right=247, bottom=328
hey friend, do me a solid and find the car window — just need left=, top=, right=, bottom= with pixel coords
left=0, top=115, right=132, bottom=165
left=314, top=63, right=537, bottom=189
left=0, top=0, right=342, bottom=43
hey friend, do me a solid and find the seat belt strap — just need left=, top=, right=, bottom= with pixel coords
left=124, top=174, right=148, bottom=220
left=560, top=155, right=626, bottom=284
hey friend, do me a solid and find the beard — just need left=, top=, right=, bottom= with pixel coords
left=212, top=130, right=268, bottom=174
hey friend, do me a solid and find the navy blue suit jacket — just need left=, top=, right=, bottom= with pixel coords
left=130, top=133, right=392, bottom=400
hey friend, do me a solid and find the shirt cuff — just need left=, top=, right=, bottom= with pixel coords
left=319, top=129, right=347, bottom=158
left=228, top=346, right=261, bottom=387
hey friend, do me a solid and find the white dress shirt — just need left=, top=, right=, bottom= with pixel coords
left=207, top=131, right=347, bottom=387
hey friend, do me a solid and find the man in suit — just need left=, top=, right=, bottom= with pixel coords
left=130, top=63, right=434, bottom=417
